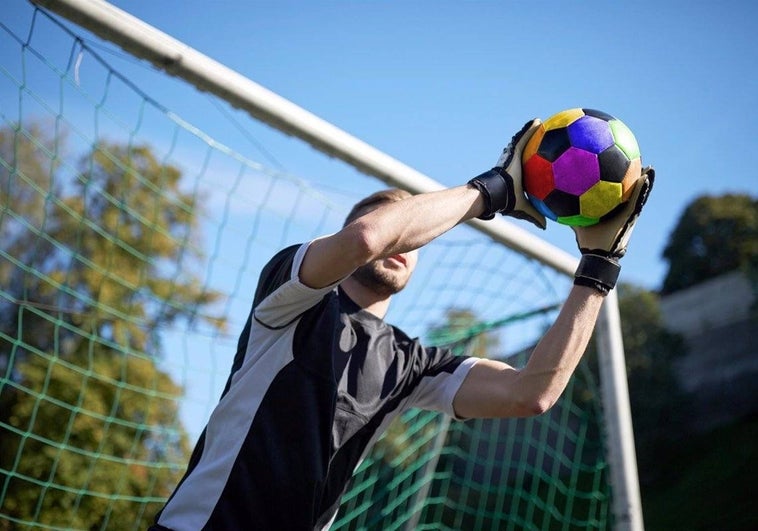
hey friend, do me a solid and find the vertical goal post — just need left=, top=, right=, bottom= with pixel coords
left=23, top=1, right=643, bottom=528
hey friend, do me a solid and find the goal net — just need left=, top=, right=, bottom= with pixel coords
left=0, top=4, right=628, bottom=529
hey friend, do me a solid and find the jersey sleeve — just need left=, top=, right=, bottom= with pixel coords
left=253, top=237, right=344, bottom=329
left=406, top=346, right=479, bottom=420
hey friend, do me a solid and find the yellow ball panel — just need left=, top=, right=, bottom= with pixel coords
left=543, top=108, right=585, bottom=131
left=580, top=180, right=622, bottom=218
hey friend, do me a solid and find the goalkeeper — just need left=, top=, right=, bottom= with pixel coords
left=150, top=120, right=654, bottom=530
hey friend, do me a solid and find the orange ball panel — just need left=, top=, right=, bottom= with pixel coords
left=522, top=124, right=545, bottom=163
left=621, top=158, right=642, bottom=200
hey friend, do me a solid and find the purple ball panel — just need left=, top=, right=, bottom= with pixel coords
left=553, top=147, right=599, bottom=195
left=568, top=117, right=614, bottom=154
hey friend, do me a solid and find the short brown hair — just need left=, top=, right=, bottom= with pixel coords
left=343, top=188, right=412, bottom=227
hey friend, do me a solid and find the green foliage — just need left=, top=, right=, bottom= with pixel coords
left=1, top=348, right=188, bottom=529
left=661, top=194, right=758, bottom=294
left=426, top=307, right=500, bottom=358
left=641, top=418, right=757, bottom=531
left=0, top=122, right=224, bottom=528
left=615, top=284, right=688, bottom=477
left=584, top=283, right=688, bottom=483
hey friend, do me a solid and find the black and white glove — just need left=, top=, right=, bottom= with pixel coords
left=572, top=167, right=655, bottom=295
left=468, top=119, right=546, bottom=229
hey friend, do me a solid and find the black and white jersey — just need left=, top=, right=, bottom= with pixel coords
left=152, top=240, right=478, bottom=530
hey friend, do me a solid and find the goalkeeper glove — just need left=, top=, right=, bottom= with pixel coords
left=572, top=167, right=655, bottom=295
left=468, top=119, right=547, bottom=229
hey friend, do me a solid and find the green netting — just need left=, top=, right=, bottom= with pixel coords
left=1, top=5, right=610, bottom=530
left=333, top=336, right=610, bottom=531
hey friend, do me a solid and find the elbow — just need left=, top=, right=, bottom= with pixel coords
left=343, top=218, right=389, bottom=265
left=511, top=380, right=560, bottom=417
left=528, top=394, right=558, bottom=416
left=509, top=367, right=568, bottom=417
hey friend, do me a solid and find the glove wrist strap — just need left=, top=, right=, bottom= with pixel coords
left=574, top=253, right=621, bottom=296
left=467, top=168, right=515, bottom=220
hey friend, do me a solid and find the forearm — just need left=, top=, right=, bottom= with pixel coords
left=516, top=285, right=605, bottom=412
left=354, top=184, right=485, bottom=260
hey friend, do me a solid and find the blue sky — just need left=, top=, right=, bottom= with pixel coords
left=6, top=0, right=757, bottom=289
left=106, top=0, right=758, bottom=290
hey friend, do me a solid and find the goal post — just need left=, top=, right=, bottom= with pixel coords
left=14, top=1, right=642, bottom=528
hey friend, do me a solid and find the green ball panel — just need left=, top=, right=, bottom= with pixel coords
left=556, top=213, right=599, bottom=227
left=610, top=120, right=641, bottom=160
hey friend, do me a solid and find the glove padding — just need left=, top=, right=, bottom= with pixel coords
left=468, top=119, right=546, bottom=229
left=572, top=167, right=655, bottom=295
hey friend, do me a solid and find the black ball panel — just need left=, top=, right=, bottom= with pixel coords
left=543, top=189, right=580, bottom=217
left=582, top=108, right=615, bottom=121
left=537, top=128, right=571, bottom=162
left=598, top=145, right=631, bottom=183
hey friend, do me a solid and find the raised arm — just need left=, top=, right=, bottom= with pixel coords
left=453, top=285, right=604, bottom=418
left=299, top=186, right=482, bottom=289
left=454, top=167, right=656, bottom=419
left=299, top=119, right=544, bottom=289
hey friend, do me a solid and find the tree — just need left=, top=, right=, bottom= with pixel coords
left=426, top=307, right=500, bottom=358
left=661, top=194, right=758, bottom=294
left=0, top=123, right=225, bottom=528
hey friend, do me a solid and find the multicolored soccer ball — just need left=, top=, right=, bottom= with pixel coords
left=522, top=108, right=642, bottom=227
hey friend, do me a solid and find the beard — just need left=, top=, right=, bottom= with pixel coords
left=351, top=260, right=409, bottom=297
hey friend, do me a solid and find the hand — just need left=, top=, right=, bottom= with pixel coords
left=573, top=167, right=655, bottom=257
left=467, top=119, right=546, bottom=229
left=495, top=118, right=546, bottom=229
left=572, top=167, right=655, bottom=295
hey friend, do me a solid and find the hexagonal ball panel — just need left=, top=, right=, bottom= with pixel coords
left=580, top=180, right=623, bottom=218
left=543, top=108, right=585, bottom=131
left=537, top=128, right=571, bottom=162
left=522, top=124, right=546, bottom=163
left=582, top=108, right=616, bottom=121
left=558, top=213, right=599, bottom=227
left=598, top=144, right=631, bottom=183
left=568, top=116, right=614, bottom=154
left=528, top=196, right=558, bottom=221
left=553, top=147, right=599, bottom=195
left=610, top=119, right=641, bottom=160
left=621, top=157, right=642, bottom=200
left=543, top=188, right=580, bottom=217
left=523, top=155, right=555, bottom=200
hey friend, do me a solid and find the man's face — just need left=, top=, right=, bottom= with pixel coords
left=351, top=249, right=418, bottom=297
